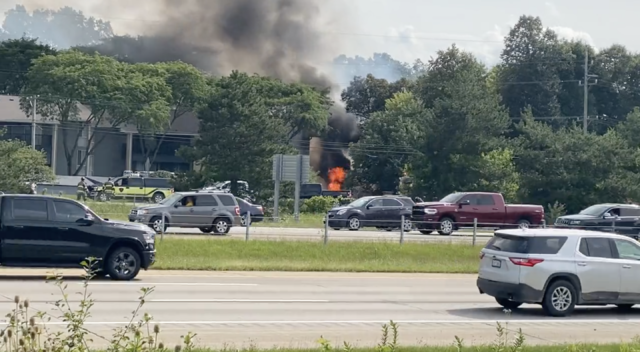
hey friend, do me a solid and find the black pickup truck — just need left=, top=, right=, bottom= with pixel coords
left=0, top=194, right=156, bottom=280
left=301, top=183, right=351, bottom=199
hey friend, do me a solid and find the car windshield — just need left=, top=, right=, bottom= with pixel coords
left=159, top=193, right=182, bottom=205
left=579, top=204, right=611, bottom=216
left=348, top=196, right=375, bottom=207
left=440, top=193, right=465, bottom=203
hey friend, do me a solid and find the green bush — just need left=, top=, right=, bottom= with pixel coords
left=301, top=196, right=340, bottom=213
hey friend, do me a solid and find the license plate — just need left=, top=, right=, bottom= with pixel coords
left=492, top=259, right=501, bottom=268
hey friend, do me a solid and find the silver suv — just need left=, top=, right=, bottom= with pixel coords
left=128, top=191, right=240, bottom=235
left=477, top=228, right=640, bottom=317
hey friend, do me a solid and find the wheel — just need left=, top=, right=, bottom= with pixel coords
left=542, top=280, right=577, bottom=317
left=213, top=218, right=231, bottom=234
left=419, top=230, right=433, bottom=235
left=149, top=216, right=167, bottom=234
left=616, top=304, right=634, bottom=311
left=347, top=216, right=361, bottom=231
left=152, top=192, right=165, bottom=203
left=240, top=213, right=251, bottom=226
left=106, top=247, right=141, bottom=281
left=98, top=192, right=107, bottom=202
left=517, top=219, right=531, bottom=229
left=437, top=217, right=455, bottom=236
left=199, top=227, right=213, bottom=233
left=495, top=297, right=523, bottom=310
left=402, top=218, right=412, bottom=232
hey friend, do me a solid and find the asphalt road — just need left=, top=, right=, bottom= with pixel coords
left=163, top=226, right=495, bottom=243
left=0, top=269, right=637, bottom=349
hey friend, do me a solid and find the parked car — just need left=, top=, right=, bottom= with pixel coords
left=478, top=228, right=640, bottom=317
left=92, top=176, right=174, bottom=203
left=128, top=191, right=240, bottom=234
left=555, top=203, right=640, bottom=238
left=324, top=195, right=414, bottom=231
left=0, top=194, right=155, bottom=280
left=301, top=183, right=351, bottom=199
left=411, top=192, right=545, bottom=236
left=236, top=197, right=264, bottom=226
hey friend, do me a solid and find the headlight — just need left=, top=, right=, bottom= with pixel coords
left=337, top=209, right=348, bottom=215
left=143, top=231, right=154, bottom=242
left=569, top=220, right=581, bottom=225
left=137, top=209, right=148, bottom=215
left=424, top=208, right=438, bottom=215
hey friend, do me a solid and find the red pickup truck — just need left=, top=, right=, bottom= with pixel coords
left=411, top=192, right=545, bottom=235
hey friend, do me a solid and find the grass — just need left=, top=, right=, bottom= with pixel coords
left=152, top=238, right=480, bottom=272
left=197, top=345, right=640, bottom=352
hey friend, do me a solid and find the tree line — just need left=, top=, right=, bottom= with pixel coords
left=0, top=12, right=639, bottom=214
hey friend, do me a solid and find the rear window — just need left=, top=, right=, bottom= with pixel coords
left=217, top=194, right=236, bottom=206
left=145, top=178, right=171, bottom=188
left=398, top=197, right=415, bottom=206
left=484, top=234, right=568, bottom=254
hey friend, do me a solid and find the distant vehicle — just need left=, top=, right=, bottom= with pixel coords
left=555, top=203, right=640, bottom=239
left=478, top=228, right=640, bottom=317
left=301, top=183, right=351, bottom=199
left=235, top=197, right=264, bottom=226
left=202, top=181, right=255, bottom=202
left=128, top=191, right=240, bottom=234
left=324, top=195, right=414, bottom=231
left=412, top=192, right=545, bottom=236
left=0, top=194, right=155, bottom=280
left=92, top=177, right=173, bottom=203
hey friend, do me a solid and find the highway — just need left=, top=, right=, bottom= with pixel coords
left=0, top=269, right=637, bottom=349
left=164, top=226, right=495, bottom=243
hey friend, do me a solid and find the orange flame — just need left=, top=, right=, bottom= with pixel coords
left=328, top=167, right=346, bottom=191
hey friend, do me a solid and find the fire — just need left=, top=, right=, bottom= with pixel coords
left=328, top=167, right=346, bottom=191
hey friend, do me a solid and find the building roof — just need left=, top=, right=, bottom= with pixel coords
left=0, top=95, right=199, bottom=135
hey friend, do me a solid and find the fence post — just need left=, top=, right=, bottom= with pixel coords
left=472, top=218, right=477, bottom=246
left=323, top=213, right=329, bottom=245
left=542, top=219, right=546, bottom=228
left=400, top=215, right=405, bottom=244
left=245, top=212, right=251, bottom=241
left=160, top=215, right=165, bottom=241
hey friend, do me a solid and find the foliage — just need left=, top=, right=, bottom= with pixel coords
left=0, top=136, right=54, bottom=193
left=475, top=149, right=520, bottom=202
left=0, top=38, right=57, bottom=95
left=300, top=196, right=340, bottom=214
left=547, top=201, right=567, bottom=224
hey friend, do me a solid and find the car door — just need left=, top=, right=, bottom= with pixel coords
left=381, top=198, right=404, bottom=227
left=363, top=198, right=385, bottom=227
left=1, top=197, right=56, bottom=264
left=51, top=200, right=105, bottom=265
left=126, top=177, right=145, bottom=200
left=169, top=196, right=194, bottom=227
left=612, top=238, right=640, bottom=302
left=457, top=194, right=480, bottom=226
left=476, top=194, right=503, bottom=227
left=113, top=178, right=127, bottom=198
left=190, top=195, right=219, bottom=227
left=575, top=237, right=621, bottom=303
left=617, top=207, right=640, bottom=236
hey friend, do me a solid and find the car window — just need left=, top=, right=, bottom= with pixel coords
left=195, top=195, right=218, bottom=206
left=127, top=178, right=143, bottom=187
left=53, top=201, right=87, bottom=222
left=581, top=238, right=614, bottom=258
left=484, top=234, right=568, bottom=254
left=217, top=194, right=236, bottom=206
left=398, top=197, right=415, bottom=206
left=118, top=178, right=127, bottom=186
left=145, top=178, right=171, bottom=188
left=235, top=198, right=248, bottom=206
left=13, top=199, right=47, bottom=221
left=620, top=207, right=640, bottom=217
left=477, top=195, right=495, bottom=206
left=461, top=194, right=480, bottom=205
left=614, top=239, right=640, bottom=260
left=367, top=199, right=384, bottom=207
left=382, top=199, right=402, bottom=207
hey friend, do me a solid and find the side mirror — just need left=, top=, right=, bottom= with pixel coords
left=459, top=200, right=470, bottom=208
left=174, top=203, right=180, bottom=208
left=77, top=217, right=94, bottom=226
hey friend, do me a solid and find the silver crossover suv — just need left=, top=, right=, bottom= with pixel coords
left=478, top=228, right=640, bottom=317
left=128, top=191, right=240, bottom=234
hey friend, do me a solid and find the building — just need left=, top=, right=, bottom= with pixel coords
left=0, top=95, right=198, bottom=176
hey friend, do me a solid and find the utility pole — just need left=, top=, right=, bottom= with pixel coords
left=30, top=95, right=37, bottom=149
left=580, top=48, right=598, bottom=134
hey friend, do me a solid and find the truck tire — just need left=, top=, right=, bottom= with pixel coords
left=517, top=219, right=531, bottom=229
left=152, top=192, right=165, bottom=203
left=149, top=216, right=168, bottom=234
left=437, top=217, right=455, bottom=236
left=106, top=246, right=141, bottom=281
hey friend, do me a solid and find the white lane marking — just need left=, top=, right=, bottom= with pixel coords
left=0, top=319, right=634, bottom=325
left=80, top=283, right=258, bottom=286
left=149, top=299, right=329, bottom=303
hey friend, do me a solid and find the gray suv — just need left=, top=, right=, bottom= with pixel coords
left=128, top=191, right=240, bottom=234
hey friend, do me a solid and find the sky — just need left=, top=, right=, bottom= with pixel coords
left=0, top=0, right=636, bottom=68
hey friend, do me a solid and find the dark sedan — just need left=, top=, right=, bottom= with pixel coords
left=324, top=195, right=414, bottom=231
left=555, top=203, right=640, bottom=238
left=236, top=197, right=264, bottom=226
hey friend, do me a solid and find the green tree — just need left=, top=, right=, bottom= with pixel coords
left=475, top=148, right=520, bottom=202
left=0, top=136, right=54, bottom=193
left=22, top=50, right=171, bottom=175
left=0, top=38, right=56, bottom=95
left=341, top=74, right=413, bottom=121
left=349, top=91, right=428, bottom=193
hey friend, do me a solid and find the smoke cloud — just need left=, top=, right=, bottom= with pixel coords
left=13, top=0, right=361, bottom=185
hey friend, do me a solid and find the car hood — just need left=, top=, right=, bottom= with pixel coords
left=104, top=219, right=149, bottom=231
left=133, top=205, right=165, bottom=211
left=415, top=202, right=454, bottom=207
left=329, top=206, right=351, bottom=212
left=557, top=214, right=600, bottom=220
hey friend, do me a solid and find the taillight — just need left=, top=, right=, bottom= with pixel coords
left=479, top=252, right=485, bottom=260
left=234, top=206, right=240, bottom=215
left=509, top=258, right=544, bottom=267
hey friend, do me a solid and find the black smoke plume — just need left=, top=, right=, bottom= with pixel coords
left=72, top=0, right=360, bottom=186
